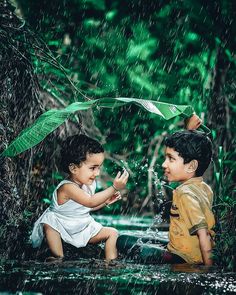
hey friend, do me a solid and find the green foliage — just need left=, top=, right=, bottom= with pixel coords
left=1, top=98, right=193, bottom=157
left=16, top=0, right=236, bottom=270
left=213, top=142, right=236, bottom=270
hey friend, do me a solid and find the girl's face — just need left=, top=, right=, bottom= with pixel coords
left=70, top=152, right=105, bottom=185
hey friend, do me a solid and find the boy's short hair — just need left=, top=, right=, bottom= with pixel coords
left=164, top=130, right=212, bottom=177
left=60, top=134, right=104, bottom=174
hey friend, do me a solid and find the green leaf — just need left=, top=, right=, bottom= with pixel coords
left=83, top=19, right=101, bottom=28
left=42, top=198, right=51, bottom=205
left=156, top=5, right=172, bottom=18
left=127, top=38, right=158, bottom=61
left=1, top=97, right=194, bottom=157
left=52, top=171, right=64, bottom=180
left=48, top=40, right=61, bottom=46
left=218, top=146, right=223, bottom=158
left=105, top=10, right=117, bottom=21
left=215, top=172, right=220, bottom=183
left=185, top=32, right=199, bottom=43
left=81, top=0, right=105, bottom=10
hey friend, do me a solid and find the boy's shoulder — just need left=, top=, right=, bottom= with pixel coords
left=175, top=177, right=213, bottom=199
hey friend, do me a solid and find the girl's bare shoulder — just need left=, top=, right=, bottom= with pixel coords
left=58, top=182, right=81, bottom=195
left=56, top=183, right=81, bottom=204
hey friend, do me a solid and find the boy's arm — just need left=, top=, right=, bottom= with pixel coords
left=185, top=114, right=202, bottom=130
left=197, top=228, right=213, bottom=265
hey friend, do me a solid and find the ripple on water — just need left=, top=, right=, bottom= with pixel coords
left=0, top=259, right=236, bottom=294
left=0, top=215, right=235, bottom=294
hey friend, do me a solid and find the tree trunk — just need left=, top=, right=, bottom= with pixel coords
left=0, top=0, right=42, bottom=259
left=208, top=47, right=231, bottom=148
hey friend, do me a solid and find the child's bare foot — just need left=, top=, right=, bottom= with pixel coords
left=45, top=256, right=64, bottom=263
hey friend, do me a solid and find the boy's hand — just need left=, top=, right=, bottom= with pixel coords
left=113, top=169, right=129, bottom=190
left=106, top=191, right=122, bottom=205
left=185, top=114, right=202, bottom=130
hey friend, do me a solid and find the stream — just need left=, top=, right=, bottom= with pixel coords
left=0, top=215, right=235, bottom=294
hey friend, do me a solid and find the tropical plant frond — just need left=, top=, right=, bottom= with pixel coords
left=1, top=97, right=194, bottom=157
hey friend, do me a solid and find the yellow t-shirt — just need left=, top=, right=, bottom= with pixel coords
left=167, top=177, right=215, bottom=264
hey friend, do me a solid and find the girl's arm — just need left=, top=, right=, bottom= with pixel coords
left=90, top=203, right=106, bottom=211
left=59, top=170, right=128, bottom=208
left=91, top=192, right=121, bottom=211
left=197, top=228, right=213, bottom=265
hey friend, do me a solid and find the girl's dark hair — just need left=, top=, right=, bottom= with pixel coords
left=164, top=130, right=212, bottom=177
left=60, top=134, right=104, bottom=173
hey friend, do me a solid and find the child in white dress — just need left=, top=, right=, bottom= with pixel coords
left=30, top=134, right=129, bottom=261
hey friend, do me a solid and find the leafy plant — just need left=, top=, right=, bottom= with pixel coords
left=15, top=0, right=236, bottom=270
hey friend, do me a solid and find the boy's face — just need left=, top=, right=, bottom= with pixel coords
left=162, top=147, right=195, bottom=183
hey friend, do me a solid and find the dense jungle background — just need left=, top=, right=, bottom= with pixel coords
left=0, top=0, right=235, bottom=270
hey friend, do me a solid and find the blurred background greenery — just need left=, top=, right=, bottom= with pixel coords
left=1, top=0, right=235, bottom=269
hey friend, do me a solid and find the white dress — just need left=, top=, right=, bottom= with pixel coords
left=30, top=180, right=103, bottom=248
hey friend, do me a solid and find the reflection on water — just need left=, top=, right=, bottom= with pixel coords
left=0, top=215, right=235, bottom=294
left=94, top=214, right=155, bottom=230
left=0, top=259, right=236, bottom=294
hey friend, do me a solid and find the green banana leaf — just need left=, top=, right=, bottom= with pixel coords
left=1, top=97, right=194, bottom=157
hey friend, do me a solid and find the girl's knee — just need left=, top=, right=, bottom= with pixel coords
left=107, top=227, right=118, bottom=239
left=43, top=223, right=50, bottom=231
left=43, top=223, right=54, bottom=234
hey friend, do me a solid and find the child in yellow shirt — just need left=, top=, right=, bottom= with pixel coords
left=162, top=130, right=215, bottom=265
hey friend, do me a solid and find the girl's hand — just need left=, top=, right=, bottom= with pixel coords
left=185, top=114, right=202, bottom=130
left=113, top=169, right=129, bottom=190
left=106, top=191, right=122, bottom=205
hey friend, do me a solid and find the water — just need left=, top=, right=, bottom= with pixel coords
left=0, top=215, right=235, bottom=294
left=1, top=258, right=235, bottom=294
